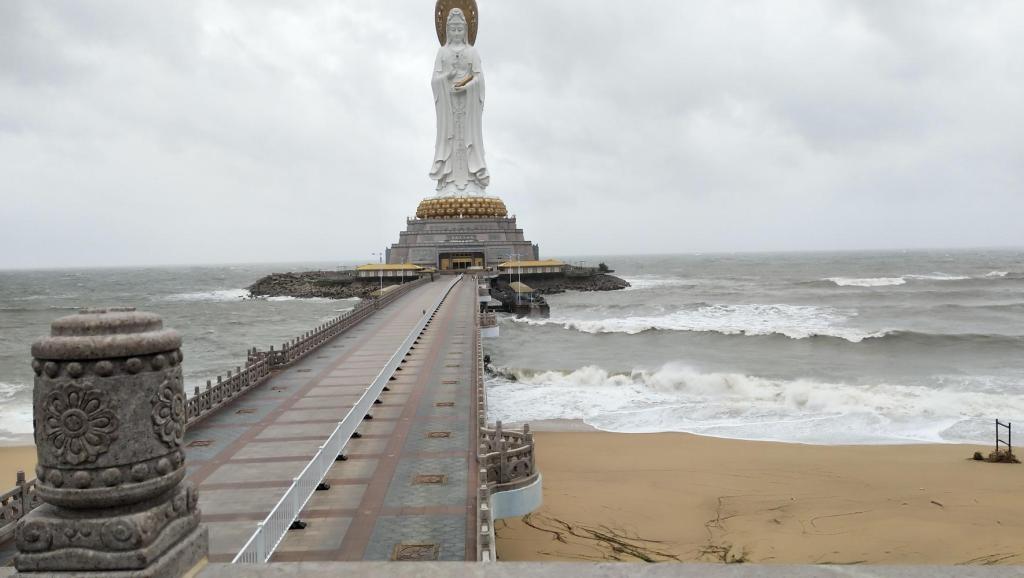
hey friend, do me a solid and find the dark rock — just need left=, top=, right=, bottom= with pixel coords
left=248, top=271, right=409, bottom=300
left=499, top=273, right=630, bottom=295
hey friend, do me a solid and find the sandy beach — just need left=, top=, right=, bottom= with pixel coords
left=496, top=431, right=1023, bottom=565
left=0, top=445, right=36, bottom=489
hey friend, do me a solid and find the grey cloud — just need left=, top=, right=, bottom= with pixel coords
left=1, top=1, right=1022, bottom=269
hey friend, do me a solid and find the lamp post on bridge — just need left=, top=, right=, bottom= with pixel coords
left=505, top=252, right=522, bottom=306
left=372, top=251, right=384, bottom=297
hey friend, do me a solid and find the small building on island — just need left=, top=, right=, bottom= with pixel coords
left=497, top=259, right=567, bottom=275
left=508, top=281, right=539, bottom=299
left=355, top=263, right=424, bottom=278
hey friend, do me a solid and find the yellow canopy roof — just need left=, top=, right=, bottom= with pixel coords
left=497, top=259, right=565, bottom=268
left=356, top=263, right=424, bottom=271
left=509, top=282, right=535, bottom=293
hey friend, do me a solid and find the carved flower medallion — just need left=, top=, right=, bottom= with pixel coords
left=152, top=374, right=186, bottom=448
left=43, top=384, right=119, bottom=466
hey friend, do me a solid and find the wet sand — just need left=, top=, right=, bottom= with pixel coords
left=0, top=446, right=36, bottom=489
left=496, top=431, right=1023, bottom=565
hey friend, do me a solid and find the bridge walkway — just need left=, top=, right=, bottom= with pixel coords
left=273, top=275, right=479, bottom=562
left=182, top=278, right=478, bottom=563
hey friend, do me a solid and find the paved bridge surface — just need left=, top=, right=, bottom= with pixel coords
left=182, top=278, right=480, bottom=563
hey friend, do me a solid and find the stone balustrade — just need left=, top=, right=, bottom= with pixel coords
left=476, top=313, right=488, bottom=430
left=479, top=422, right=538, bottom=491
left=480, top=311, right=497, bottom=328
left=0, top=472, right=41, bottom=544
left=0, top=278, right=429, bottom=545
left=473, top=302, right=539, bottom=561
left=477, top=471, right=496, bottom=562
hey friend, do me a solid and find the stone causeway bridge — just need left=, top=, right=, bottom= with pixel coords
left=0, top=274, right=542, bottom=574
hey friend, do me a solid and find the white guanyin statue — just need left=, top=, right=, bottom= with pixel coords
left=430, top=7, right=490, bottom=196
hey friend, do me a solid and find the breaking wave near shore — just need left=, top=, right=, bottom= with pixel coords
left=487, top=364, right=1024, bottom=445
left=0, top=382, right=33, bottom=443
left=485, top=251, right=1024, bottom=446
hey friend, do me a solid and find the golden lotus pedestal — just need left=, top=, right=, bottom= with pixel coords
left=387, top=195, right=539, bottom=271
left=415, top=196, right=508, bottom=219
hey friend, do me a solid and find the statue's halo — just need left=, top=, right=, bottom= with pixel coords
left=435, top=0, right=479, bottom=46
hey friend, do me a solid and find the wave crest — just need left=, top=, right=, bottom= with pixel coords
left=826, top=273, right=982, bottom=287
left=165, top=289, right=249, bottom=302
left=513, top=304, right=885, bottom=342
left=826, top=277, right=906, bottom=287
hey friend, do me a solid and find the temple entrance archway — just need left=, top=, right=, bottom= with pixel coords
left=439, top=252, right=485, bottom=270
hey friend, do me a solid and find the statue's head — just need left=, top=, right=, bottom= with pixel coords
left=447, top=9, right=467, bottom=44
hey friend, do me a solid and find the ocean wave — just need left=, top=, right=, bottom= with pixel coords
left=826, top=273, right=980, bottom=287
left=0, top=381, right=28, bottom=402
left=266, top=296, right=333, bottom=303
left=164, top=289, right=250, bottom=302
left=512, top=304, right=886, bottom=342
left=622, top=276, right=696, bottom=291
left=986, top=271, right=1009, bottom=278
left=486, top=364, right=1024, bottom=444
left=0, top=383, right=33, bottom=440
left=510, top=311, right=1024, bottom=346
left=877, top=330, right=1024, bottom=347
left=904, top=273, right=972, bottom=281
left=826, top=277, right=906, bottom=287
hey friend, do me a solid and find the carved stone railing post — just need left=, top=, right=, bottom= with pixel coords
left=498, top=438, right=508, bottom=483
left=15, top=471, right=28, bottom=521
left=17, top=307, right=208, bottom=576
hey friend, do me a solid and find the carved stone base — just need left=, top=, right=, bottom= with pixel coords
left=14, top=525, right=207, bottom=578
left=14, top=483, right=207, bottom=575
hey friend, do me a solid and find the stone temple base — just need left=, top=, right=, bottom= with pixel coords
left=387, top=215, right=539, bottom=270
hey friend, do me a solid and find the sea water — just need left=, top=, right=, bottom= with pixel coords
left=1, top=250, right=1022, bottom=446
left=0, top=262, right=355, bottom=445
left=485, top=249, right=1024, bottom=445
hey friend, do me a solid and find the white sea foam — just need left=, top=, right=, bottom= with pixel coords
left=267, top=296, right=333, bottom=303
left=0, top=382, right=34, bottom=443
left=904, top=273, right=971, bottom=281
left=0, top=381, right=26, bottom=402
left=165, top=289, right=249, bottom=302
left=827, top=273, right=973, bottom=287
left=986, top=271, right=1009, bottom=278
left=622, top=276, right=692, bottom=291
left=513, top=304, right=884, bottom=342
left=826, top=277, right=906, bottom=287
left=486, top=364, right=1024, bottom=444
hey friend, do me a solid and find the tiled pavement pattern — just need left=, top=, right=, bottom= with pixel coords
left=273, top=277, right=479, bottom=562
left=183, top=278, right=480, bottom=563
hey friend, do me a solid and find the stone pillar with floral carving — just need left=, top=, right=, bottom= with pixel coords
left=15, top=308, right=207, bottom=577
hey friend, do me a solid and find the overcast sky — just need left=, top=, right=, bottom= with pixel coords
left=2, top=1, right=1022, bottom=269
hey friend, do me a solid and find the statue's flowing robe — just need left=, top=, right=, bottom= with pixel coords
left=430, top=44, right=489, bottom=193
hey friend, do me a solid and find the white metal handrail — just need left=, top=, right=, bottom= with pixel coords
left=231, top=275, right=463, bottom=564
